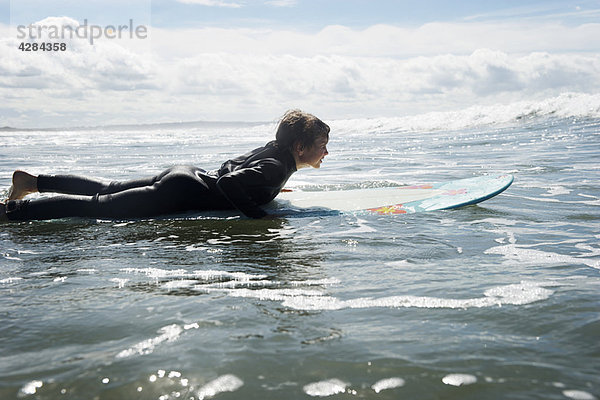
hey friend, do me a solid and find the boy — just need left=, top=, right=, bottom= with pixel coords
left=1, top=110, right=329, bottom=221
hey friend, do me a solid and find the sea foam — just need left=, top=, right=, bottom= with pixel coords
left=197, top=375, right=244, bottom=400
left=116, top=324, right=183, bottom=358
left=201, top=281, right=554, bottom=311
left=371, top=377, right=405, bottom=393
left=303, top=379, right=348, bottom=397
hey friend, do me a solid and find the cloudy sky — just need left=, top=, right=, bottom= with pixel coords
left=1, top=0, right=599, bottom=128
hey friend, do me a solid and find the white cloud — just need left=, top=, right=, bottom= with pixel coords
left=2, top=18, right=600, bottom=127
left=175, top=0, right=243, bottom=8
left=464, top=3, right=600, bottom=23
left=2, top=23, right=155, bottom=93
left=147, top=21, right=600, bottom=58
left=264, top=0, right=297, bottom=7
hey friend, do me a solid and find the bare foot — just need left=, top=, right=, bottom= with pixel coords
left=7, top=170, right=38, bottom=201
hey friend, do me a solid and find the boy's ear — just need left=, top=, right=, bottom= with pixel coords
left=294, top=141, right=305, bottom=155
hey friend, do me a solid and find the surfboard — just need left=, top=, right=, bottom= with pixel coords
left=268, top=174, right=513, bottom=216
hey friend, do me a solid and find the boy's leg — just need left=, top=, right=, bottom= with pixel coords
left=8, top=169, right=171, bottom=200
left=5, top=184, right=168, bottom=221
left=37, top=173, right=165, bottom=196
left=4, top=166, right=210, bottom=221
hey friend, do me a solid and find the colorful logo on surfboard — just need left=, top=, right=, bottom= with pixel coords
left=367, top=204, right=407, bottom=214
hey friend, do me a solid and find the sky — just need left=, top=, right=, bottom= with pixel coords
left=1, top=0, right=600, bottom=128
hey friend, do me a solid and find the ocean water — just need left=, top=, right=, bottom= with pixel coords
left=1, top=93, right=599, bottom=400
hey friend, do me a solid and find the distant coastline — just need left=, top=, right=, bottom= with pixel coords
left=0, top=120, right=270, bottom=132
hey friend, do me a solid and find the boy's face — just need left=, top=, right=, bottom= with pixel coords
left=299, top=136, right=329, bottom=169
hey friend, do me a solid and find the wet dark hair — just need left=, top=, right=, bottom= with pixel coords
left=275, top=109, right=330, bottom=151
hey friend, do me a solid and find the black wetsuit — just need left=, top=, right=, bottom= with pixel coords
left=5, top=141, right=297, bottom=221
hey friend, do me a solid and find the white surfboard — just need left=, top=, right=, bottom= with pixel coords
left=269, top=174, right=514, bottom=215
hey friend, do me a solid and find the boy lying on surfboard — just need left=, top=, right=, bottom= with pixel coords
left=1, top=110, right=329, bottom=222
